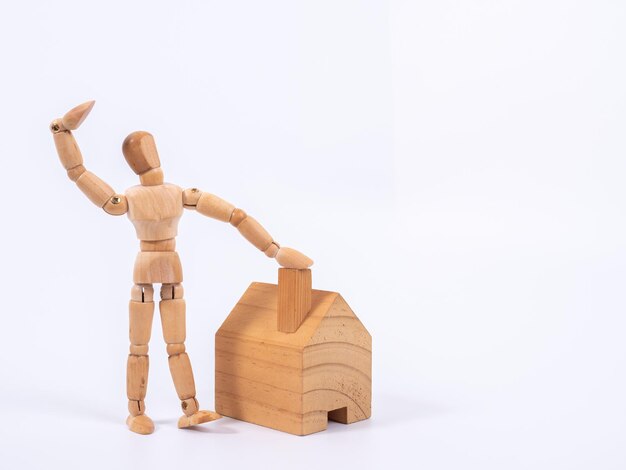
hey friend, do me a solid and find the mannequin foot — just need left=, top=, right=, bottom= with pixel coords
left=178, top=410, right=222, bottom=428
left=126, top=414, right=155, bottom=435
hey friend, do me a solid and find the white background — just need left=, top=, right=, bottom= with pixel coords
left=0, top=1, right=624, bottom=468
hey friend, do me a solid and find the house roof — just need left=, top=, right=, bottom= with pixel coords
left=216, top=282, right=369, bottom=350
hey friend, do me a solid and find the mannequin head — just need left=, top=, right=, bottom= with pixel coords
left=122, top=131, right=163, bottom=185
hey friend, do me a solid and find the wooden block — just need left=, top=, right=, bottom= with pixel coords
left=277, top=268, right=312, bottom=333
left=160, top=299, right=186, bottom=344
left=237, top=216, right=273, bottom=251
left=196, top=192, right=235, bottom=222
left=215, top=283, right=372, bottom=435
left=76, top=170, right=115, bottom=207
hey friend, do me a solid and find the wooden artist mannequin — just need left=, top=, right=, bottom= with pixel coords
left=50, top=101, right=313, bottom=435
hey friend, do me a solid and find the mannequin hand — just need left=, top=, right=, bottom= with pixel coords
left=50, top=100, right=95, bottom=133
left=275, top=247, right=313, bottom=269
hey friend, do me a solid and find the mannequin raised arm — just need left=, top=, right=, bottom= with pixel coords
left=182, top=188, right=313, bottom=269
left=50, top=100, right=127, bottom=216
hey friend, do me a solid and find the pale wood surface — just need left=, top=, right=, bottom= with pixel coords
left=140, top=239, right=176, bottom=252
left=122, top=131, right=161, bottom=175
left=160, top=299, right=186, bottom=344
left=263, top=242, right=280, bottom=258
left=66, top=164, right=86, bottom=181
left=229, top=208, right=247, bottom=227
left=178, top=410, right=222, bottom=428
left=195, top=191, right=235, bottom=222
left=275, top=247, right=314, bottom=269
left=53, top=131, right=83, bottom=169
left=181, top=397, right=199, bottom=416
left=76, top=170, right=116, bottom=207
left=139, top=167, right=164, bottom=186
left=182, top=188, right=201, bottom=207
left=127, top=398, right=145, bottom=417
left=126, top=183, right=183, bottom=241
left=129, top=344, right=149, bottom=355
left=127, top=355, right=149, bottom=401
left=126, top=414, right=154, bottom=435
left=131, top=284, right=154, bottom=302
left=160, top=283, right=184, bottom=300
left=167, top=343, right=186, bottom=355
left=168, top=352, right=196, bottom=401
left=50, top=102, right=318, bottom=434
left=103, top=194, right=128, bottom=216
left=277, top=268, right=312, bottom=333
left=61, top=100, right=95, bottom=130
left=129, top=300, right=154, bottom=346
left=215, top=282, right=371, bottom=435
left=133, top=251, right=183, bottom=284
left=236, top=215, right=273, bottom=251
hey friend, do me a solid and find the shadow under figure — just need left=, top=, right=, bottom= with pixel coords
left=50, top=101, right=313, bottom=435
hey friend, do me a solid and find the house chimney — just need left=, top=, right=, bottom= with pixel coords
left=277, top=268, right=312, bottom=333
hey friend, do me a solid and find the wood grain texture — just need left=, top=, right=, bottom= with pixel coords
left=126, top=183, right=183, bottom=241
left=122, top=131, right=161, bottom=175
left=133, top=251, right=183, bottom=284
left=160, top=282, right=184, bottom=300
left=182, top=188, right=201, bottom=207
left=53, top=131, right=83, bottom=169
left=61, top=100, right=95, bottom=130
left=275, top=247, right=314, bottom=269
left=140, top=238, right=176, bottom=252
left=76, top=170, right=115, bottom=207
left=196, top=192, right=235, bottom=222
left=215, top=282, right=371, bottom=435
left=160, top=299, right=186, bottom=344
left=277, top=268, right=312, bottom=333
left=139, top=167, right=164, bottom=186
left=127, top=355, right=149, bottom=401
left=168, top=352, right=196, bottom=400
left=103, top=194, right=128, bottom=216
left=129, top=300, right=154, bottom=346
left=236, top=216, right=273, bottom=251
left=126, top=414, right=154, bottom=435
left=66, top=164, right=86, bottom=181
left=131, top=284, right=154, bottom=302
left=178, top=410, right=221, bottom=428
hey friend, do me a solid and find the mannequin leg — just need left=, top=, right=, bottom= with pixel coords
left=126, top=283, right=155, bottom=434
left=160, top=283, right=220, bottom=428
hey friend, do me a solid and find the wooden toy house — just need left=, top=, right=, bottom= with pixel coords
left=215, top=269, right=372, bottom=435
